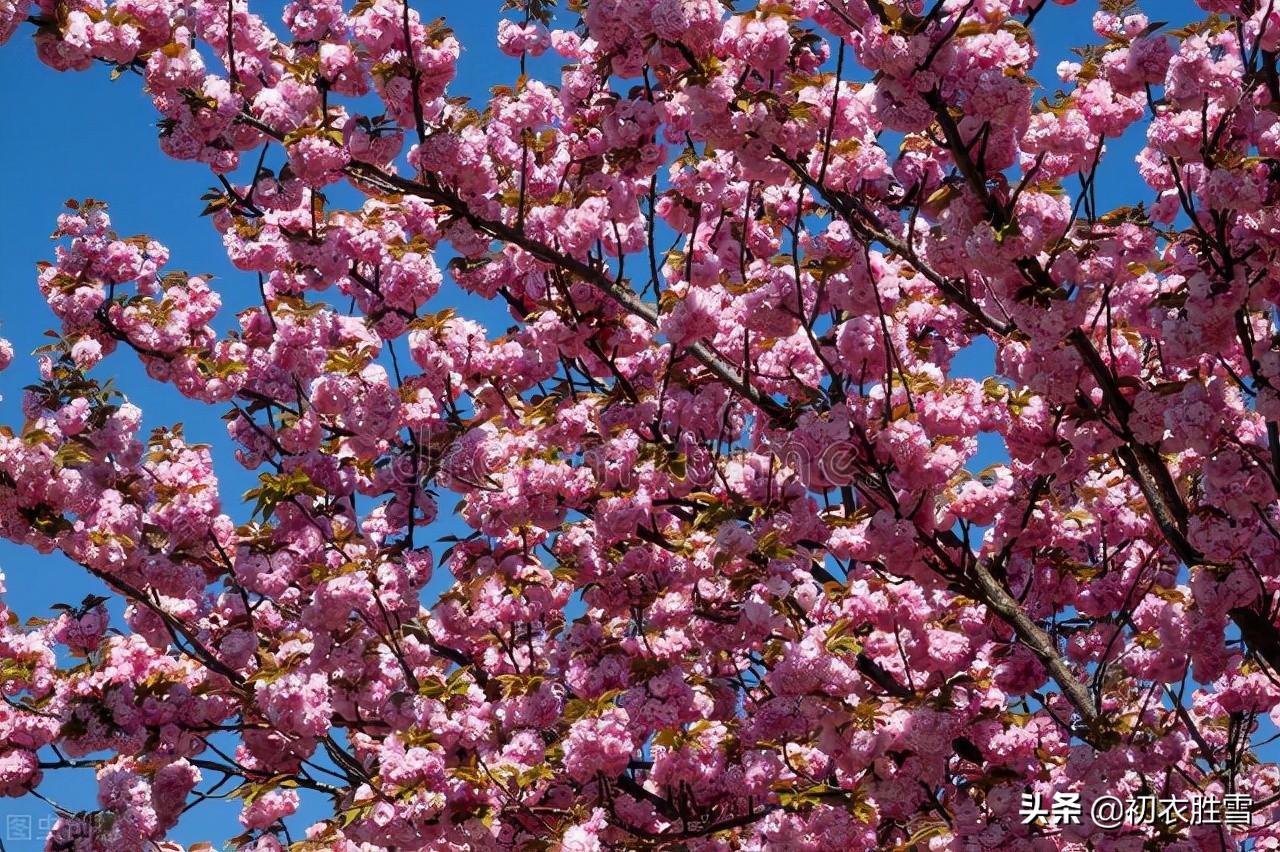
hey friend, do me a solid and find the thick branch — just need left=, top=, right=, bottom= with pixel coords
left=967, top=560, right=1100, bottom=729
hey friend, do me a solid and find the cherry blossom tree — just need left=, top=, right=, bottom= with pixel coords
left=2, top=0, right=1280, bottom=848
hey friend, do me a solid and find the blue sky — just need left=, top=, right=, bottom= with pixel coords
left=0, top=0, right=1207, bottom=846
